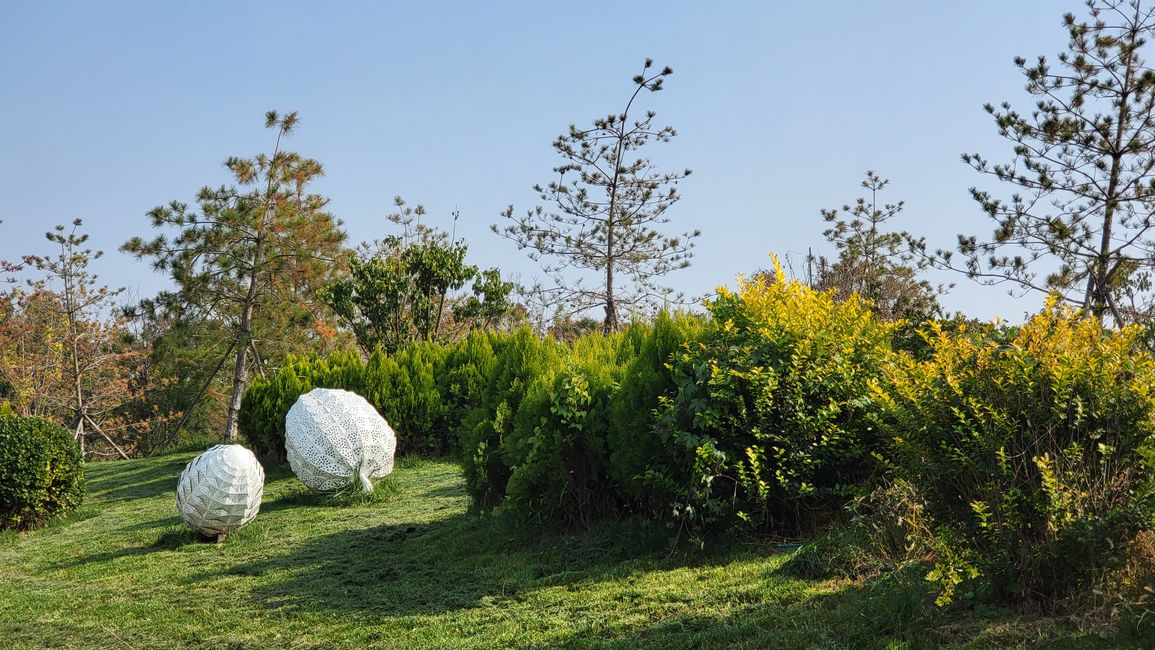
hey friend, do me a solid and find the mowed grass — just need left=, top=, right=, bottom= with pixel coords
left=0, top=452, right=1131, bottom=649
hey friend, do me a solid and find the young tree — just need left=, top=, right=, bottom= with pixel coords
left=813, top=171, right=941, bottom=322
left=123, top=111, right=346, bottom=443
left=949, top=0, right=1155, bottom=325
left=8, top=219, right=135, bottom=458
left=118, top=299, right=233, bottom=454
left=0, top=289, right=70, bottom=419
left=324, top=198, right=513, bottom=354
left=495, top=58, right=698, bottom=334
left=452, top=267, right=518, bottom=333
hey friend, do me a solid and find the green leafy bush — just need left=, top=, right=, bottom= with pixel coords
left=460, top=327, right=563, bottom=510
left=0, top=415, right=86, bottom=531
left=875, top=300, right=1155, bottom=607
left=606, top=312, right=706, bottom=511
left=650, top=258, right=894, bottom=537
left=499, top=330, right=643, bottom=527
left=239, top=349, right=363, bottom=464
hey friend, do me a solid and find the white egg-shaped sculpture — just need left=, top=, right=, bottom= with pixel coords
left=175, top=444, right=264, bottom=539
left=285, top=388, right=397, bottom=493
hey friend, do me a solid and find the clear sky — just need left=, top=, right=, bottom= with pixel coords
left=1, top=1, right=1069, bottom=321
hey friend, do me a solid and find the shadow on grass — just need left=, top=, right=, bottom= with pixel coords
left=207, top=515, right=488, bottom=615
left=84, top=455, right=190, bottom=503
left=55, top=524, right=205, bottom=569
left=536, top=564, right=1113, bottom=650
left=532, top=567, right=937, bottom=650
left=417, top=483, right=467, bottom=499
left=121, top=515, right=183, bottom=531
left=196, top=511, right=694, bottom=619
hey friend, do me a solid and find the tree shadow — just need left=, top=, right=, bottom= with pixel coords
left=522, top=566, right=939, bottom=649
left=193, top=512, right=722, bottom=619
left=85, top=456, right=189, bottom=503
left=200, top=514, right=492, bottom=615
left=532, top=564, right=1110, bottom=650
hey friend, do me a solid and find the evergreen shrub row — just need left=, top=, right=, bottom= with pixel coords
left=239, top=333, right=497, bottom=463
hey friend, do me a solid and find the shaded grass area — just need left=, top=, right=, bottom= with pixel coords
left=0, top=453, right=1131, bottom=649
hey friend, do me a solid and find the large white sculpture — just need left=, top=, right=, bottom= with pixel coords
left=176, top=444, right=264, bottom=540
left=285, top=388, right=397, bottom=493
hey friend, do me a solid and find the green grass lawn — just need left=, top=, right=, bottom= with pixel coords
left=0, top=452, right=1136, bottom=649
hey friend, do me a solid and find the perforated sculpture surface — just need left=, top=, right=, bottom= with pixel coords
left=176, top=444, right=264, bottom=538
left=285, top=388, right=397, bottom=493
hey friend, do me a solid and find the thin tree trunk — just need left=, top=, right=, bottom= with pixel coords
left=603, top=121, right=626, bottom=335
left=75, top=415, right=85, bottom=457
left=434, top=288, right=447, bottom=341
left=1092, top=18, right=1138, bottom=325
left=604, top=234, right=616, bottom=334
left=223, top=273, right=259, bottom=444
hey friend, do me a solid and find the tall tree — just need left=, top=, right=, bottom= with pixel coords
left=495, top=58, right=698, bottom=334
left=813, top=171, right=941, bottom=322
left=123, top=111, right=346, bottom=443
left=949, top=0, right=1155, bottom=325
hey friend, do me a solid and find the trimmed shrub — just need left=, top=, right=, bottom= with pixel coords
left=875, top=300, right=1155, bottom=607
left=606, top=312, right=707, bottom=511
left=0, top=415, right=86, bottom=531
left=499, top=330, right=642, bottom=527
left=241, top=343, right=465, bottom=463
left=239, top=349, right=362, bottom=464
left=460, top=327, right=563, bottom=510
left=435, top=331, right=498, bottom=449
left=362, top=342, right=447, bottom=456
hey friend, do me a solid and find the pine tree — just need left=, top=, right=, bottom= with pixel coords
left=814, top=171, right=941, bottom=322
left=949, top=0, right=1155, bottom=324
left=495, top=59, right=698, bottom=334
left=123, top=111, right=346, bottom=443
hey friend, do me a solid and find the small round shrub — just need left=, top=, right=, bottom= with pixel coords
left=0, top=415, right=86, bottom=531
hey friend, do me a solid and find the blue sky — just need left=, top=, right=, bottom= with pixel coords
left=1, top=1, right=1066, bottom=321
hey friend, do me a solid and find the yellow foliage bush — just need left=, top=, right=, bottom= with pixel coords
left=875, top=298, right=1155, bottom=607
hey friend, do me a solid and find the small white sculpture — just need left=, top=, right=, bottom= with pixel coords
left=176, top=444, right=264, bottom=540
left=285, top=388, right=397, bottom=493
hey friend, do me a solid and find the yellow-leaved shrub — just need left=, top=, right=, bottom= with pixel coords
left=875, top=299, right=1155, bottom=607
left=650, top=256, right=895, bottom=536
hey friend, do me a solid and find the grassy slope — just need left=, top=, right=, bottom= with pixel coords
left=0, top=453, right=1129, bottom=649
